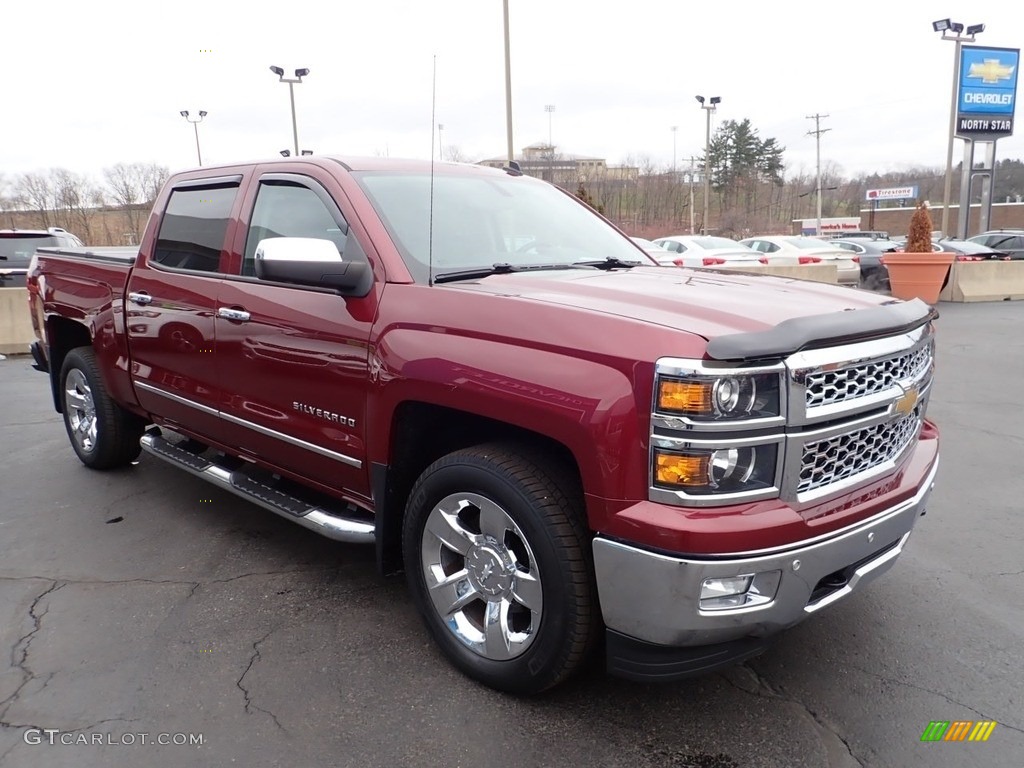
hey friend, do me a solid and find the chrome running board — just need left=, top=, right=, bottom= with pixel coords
left=140, top=429, right=375, bottom=544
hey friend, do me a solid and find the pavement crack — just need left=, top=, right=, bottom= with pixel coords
left=236, top=629, right=286, bottom=733
left=0, top=581, right=64, bottom=732
left=848, top=665, right=1024, bottom=735
left=722, top=664, right=866, bottom=767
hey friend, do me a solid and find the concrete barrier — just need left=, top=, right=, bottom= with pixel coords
left=729, top=264, right=839, bottom=284
left=0, top=288, right=35, bottom=356
left=942, top=260, right=1024, bottom=303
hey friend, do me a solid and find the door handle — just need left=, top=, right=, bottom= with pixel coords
left=217, top=307, right=251, bottom=322
left=128, top=291, right=152, bottom=306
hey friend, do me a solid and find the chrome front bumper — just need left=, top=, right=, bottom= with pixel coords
left=593, top=458, right=937, bottom=648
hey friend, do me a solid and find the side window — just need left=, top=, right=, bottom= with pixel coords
left=153, top=184, right=238, bottom=272
left=243, top=180, right=350, bottom=277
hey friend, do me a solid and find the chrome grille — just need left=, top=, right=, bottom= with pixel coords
left=805, top=343, right=931, bottom=408
left=798, top=406, right=922, bottom=493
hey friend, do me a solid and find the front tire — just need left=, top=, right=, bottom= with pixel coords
left=60, top=347, right=145, bottom=469
left=403, top=444, right=597, bottom=694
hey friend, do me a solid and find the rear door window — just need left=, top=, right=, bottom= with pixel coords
left=152, top=184, right=239, bottom=272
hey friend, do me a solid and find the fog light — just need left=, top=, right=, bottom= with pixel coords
left=699, top=570, right=782, bottom=611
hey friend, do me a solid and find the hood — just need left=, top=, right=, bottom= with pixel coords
left=446, top=265, right=893, bottom=342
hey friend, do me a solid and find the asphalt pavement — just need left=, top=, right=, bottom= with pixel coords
left=0, top=300, right=1022, bottom=768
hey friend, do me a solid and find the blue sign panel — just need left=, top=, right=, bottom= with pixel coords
left=956, top=46, right=1018, bottom=137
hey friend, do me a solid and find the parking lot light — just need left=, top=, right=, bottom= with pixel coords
left=269, top=65, right=309, bottom=158
left=934, top=20, right=984, bottom=238
left=179, top=110, right=207, bottom=167
left=696, top=95, right=720, bottom=235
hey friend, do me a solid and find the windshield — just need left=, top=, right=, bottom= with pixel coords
left=0, top=235, right=60, bottom=263
left=355, top=171, right=654, bottom=282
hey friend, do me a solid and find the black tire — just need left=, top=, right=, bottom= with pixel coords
left=59, top=347, right=145, bottom=469
left=402, top=444, right=597, bottom=694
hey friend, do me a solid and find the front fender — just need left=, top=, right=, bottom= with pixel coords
left=367, top=326, right=647, bottom=502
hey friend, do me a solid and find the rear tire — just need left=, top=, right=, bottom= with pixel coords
left=60, top=347, right=145, bottom=469
left=402, top=444, right=597, bottom=694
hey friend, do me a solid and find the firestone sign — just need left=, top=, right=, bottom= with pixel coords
left=956, top=46, right=1019, bottom=138
left=866, top=186, right=919, bottom=201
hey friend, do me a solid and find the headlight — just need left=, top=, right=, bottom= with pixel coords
left=653, top=444, right=778, bottom=495
left=657, top=372, right=781, bottom=421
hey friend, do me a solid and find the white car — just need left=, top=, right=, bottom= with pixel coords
left=629, top=237, right=670, bottom=260
left=650, top=235, right=764, bottom=269
left=738, top=235, right=861, bottom=285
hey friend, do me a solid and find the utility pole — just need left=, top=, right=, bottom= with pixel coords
left=670, top=126, right=678, bottom=173
left=688, top=156, right=697, bottom=234
left=806, top=113, right=831, bottom=236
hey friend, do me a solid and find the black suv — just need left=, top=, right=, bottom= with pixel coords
left=967, top=229, right=1024, bottom=260
left=0, top=228, right=85, bottom=287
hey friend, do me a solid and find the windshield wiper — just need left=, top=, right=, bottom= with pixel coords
left=572, top=256, right=643, bottom=270
left=433, top=262, right=596, bottom=284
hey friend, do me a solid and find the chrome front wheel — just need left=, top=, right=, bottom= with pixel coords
left=421, top=492, right=543, bottom=661
left=403, top=445, right=597, bottom=694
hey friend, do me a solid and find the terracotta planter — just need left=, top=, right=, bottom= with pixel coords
left=881, top=252, right=956, bottom=304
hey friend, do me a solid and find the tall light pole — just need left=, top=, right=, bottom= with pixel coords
left=179, top=110, right=207, bottom=166
left=696, top=95, right=720, bottom=235
left=933, top=19, right=983, bottom=237
left=806, top=113, right=831, bottom=236
left=502, top=0, right=514, bottom=164
left=269, top=66, right=309, bottom=158
left=544, top=104, right=556, bottom=150
left=670, top=126, right=678, bottom=173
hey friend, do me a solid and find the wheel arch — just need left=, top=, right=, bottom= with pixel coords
left=373, top=400, right=585, bottom=576
left=45, top=317, right=92, bottom=413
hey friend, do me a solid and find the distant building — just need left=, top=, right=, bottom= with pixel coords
left=478, top=144, right=638, bottom=186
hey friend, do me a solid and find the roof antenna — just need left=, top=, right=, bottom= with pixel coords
left=428, top=54, right=437, bottom=287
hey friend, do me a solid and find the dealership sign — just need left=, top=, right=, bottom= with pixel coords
left=956, top=46, right=1018, bottom=137
left=865, top=186, right=919, bottom=201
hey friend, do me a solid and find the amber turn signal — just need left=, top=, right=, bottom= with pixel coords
left=654, top=452, right=709, bottom=487
left=658, top=380, right=712, bottom=414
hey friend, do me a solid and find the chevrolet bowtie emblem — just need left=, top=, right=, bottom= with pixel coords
left=894, top=387, right=919, bottom=416
left=967, top=59, right=1016, bottom=85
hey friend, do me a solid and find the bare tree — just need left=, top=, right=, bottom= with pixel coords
left=50, top=168, right=105, bottom=241
left=443, top=145, right=470, bottom=163
left=103, top=163, right=144, bottom=237
left=140, top=163, right=170, bottom=204
left=14, top=172, right=57, bottom=229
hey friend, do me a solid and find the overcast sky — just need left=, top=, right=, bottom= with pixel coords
left=5, top=0, right=1023, bottom=185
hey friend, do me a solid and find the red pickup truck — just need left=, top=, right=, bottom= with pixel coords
left=26, top=156, right=940, bottom=693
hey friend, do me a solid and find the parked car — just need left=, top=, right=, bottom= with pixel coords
left=738, top=236, right=861, bottom=285
left=831, top=238, right=900, bottom=291
left=826, top=231, right=890, bottom=241
left=629, top=237, right=670, bottom=260
left=651, top=235, right=764, bottom=268
left=966, top=229, right=1024, bottom=260
left=0, top=228, right=84, bottom=287
left=889, top=238, right=1012, bottom=260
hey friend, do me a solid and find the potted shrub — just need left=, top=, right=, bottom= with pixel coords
left=881, top=203, right=955, bottom=303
